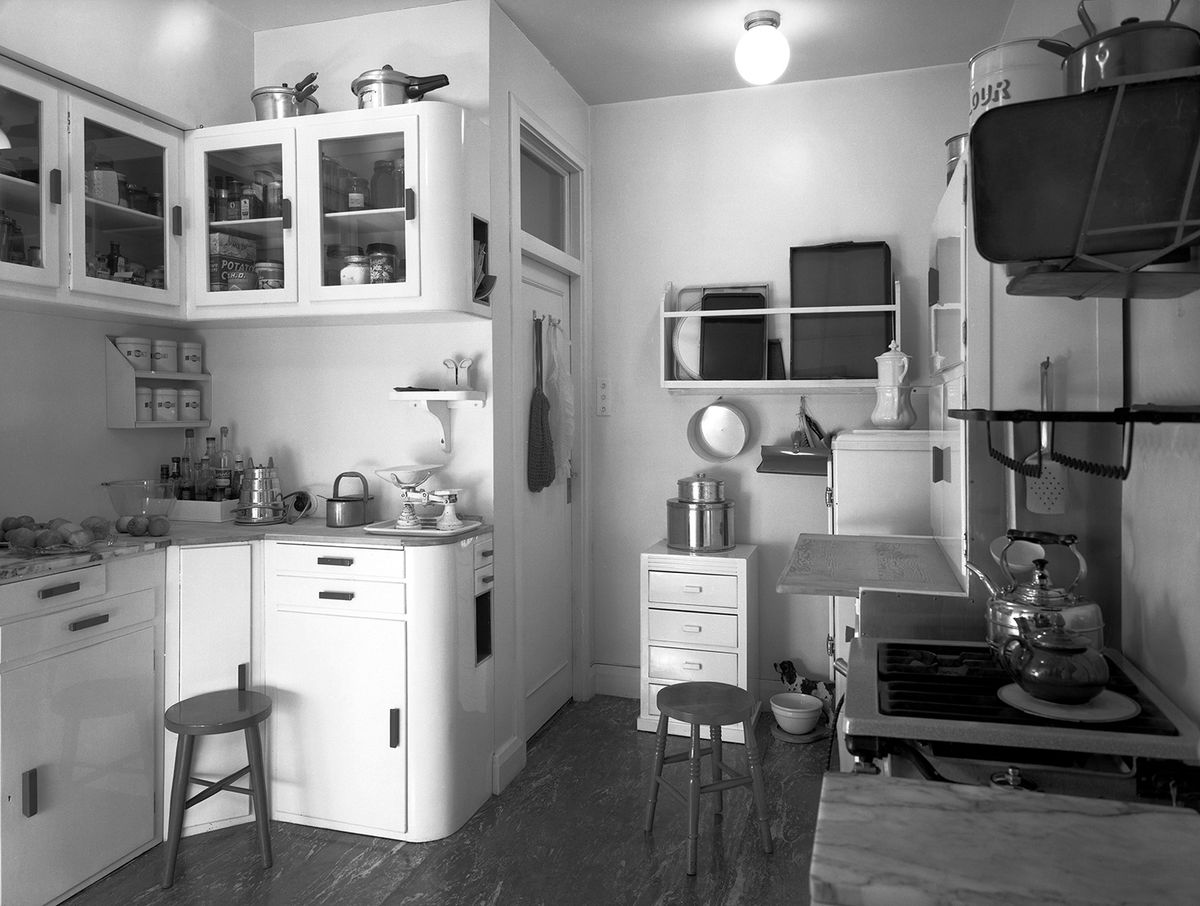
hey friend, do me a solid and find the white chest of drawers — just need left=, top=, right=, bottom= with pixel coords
left=637, top=540, right=759, bottom=744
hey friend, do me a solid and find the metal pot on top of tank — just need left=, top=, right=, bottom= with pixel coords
left=667, top=473, right=735, bottom=552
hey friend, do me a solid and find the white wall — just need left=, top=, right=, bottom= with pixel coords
left=589, top=66, right=966, bottom=683
left=0, top=0, right=249, bottom=127
left=251, top=0, right=490, bottom=123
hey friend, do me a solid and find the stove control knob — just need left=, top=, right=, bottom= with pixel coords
left=990, top=766, right=1037, bottom=791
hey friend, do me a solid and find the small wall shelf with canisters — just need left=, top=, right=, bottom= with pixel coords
left=661, top=251, right=901, bottom=394
left=104, top=336, right=211, bottom=429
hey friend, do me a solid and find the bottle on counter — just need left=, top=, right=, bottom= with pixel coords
left=179, top=457, right=195, bottom=501
left=232, top=453, right=245, bottom=501
left=215, top=426, right=234, bottom=499
left=170, top=458, right=181, bottom=498
left=200, top=436, right=218, bottom=500
left=160, top=463, right=171, bottom=486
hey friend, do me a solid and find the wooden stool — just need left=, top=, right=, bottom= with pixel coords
left=161, top=689, right=273, bottom=889
left=644, top=681, right=773, bottom=875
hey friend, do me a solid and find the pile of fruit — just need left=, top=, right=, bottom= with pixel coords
left=1, top=513, right=171, bottom=550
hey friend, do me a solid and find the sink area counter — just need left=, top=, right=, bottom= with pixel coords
left=810, top=772, right=1200, bottom=906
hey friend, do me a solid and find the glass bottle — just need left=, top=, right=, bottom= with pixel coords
left=238, top=183, right=262, bottom=220
left=179, top=457, right=195, bottom=501
left=370, top=159, right=400, bottom=209
left=182, top=428, right=198, bottom=471
left=170, top=458, right=182, bottom=498
left=225, top=180, right=243, bottom=221
left=106, top=241, right=123, bottom=276
left=201, top=436, right=218, bottom=500
left=232, top=453, right=245, bottom=501
left=347, top=176, right=370, bottom=210
left=215, top=427, right=233, bottom=498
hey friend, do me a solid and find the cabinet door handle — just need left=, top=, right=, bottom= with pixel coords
left=389, top=708, right=401, bottom=748
left=927, top=265, right=939, bottom=306
left=49, top=169, right=62, bottom=205
left=68, top=612, right=109, bottom=632
left=281, top=197, right=292, bottom=230
left=318, top=590, right=355, bottom=601
left=480, top=574, right=494, bottom=585
left=38, top=580, right=80, bottom=600
left=479, top=549, right=494, bottom=558
left=317, top=556, right=354, bottom=567
left=681, top=624, right=703, bottom=633
left=238, top=662, right=249, bottom=691
left=171, top=204, right=183, bottom=236
left=404, top=187, right=416, bottom=221
left=682, top=585, right=703, bottom=594
left=682, top=662, right=703, bottom=671
left=22, top=768, right=37, bottom=817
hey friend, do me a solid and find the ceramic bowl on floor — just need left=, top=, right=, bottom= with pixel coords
left=770, top=692, right=823, bottom=735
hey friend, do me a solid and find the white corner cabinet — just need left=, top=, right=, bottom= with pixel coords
left=637, top=541, right=759, bottom=744
left=185, top=102, right=490, bottom=322
left=659, top=280, right=901, bottom=393
left=0, top=550, right=164, bottom=906
left=0, top=55, right=184, bottom=318
left=104, top=336, right=211, bottom=428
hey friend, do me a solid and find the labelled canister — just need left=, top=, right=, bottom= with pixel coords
left=151, top=339, right=178, bottom=372
left=179, top=388, right=202, bottom=421
left=153, top=387, right=179, bottom=421
left=179, top=342, right=203, bottom=373
left=135, top=386, right=153, bottom=421
left=115, top=336, right=152, bottom=371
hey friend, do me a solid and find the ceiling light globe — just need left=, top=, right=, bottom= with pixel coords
left=735, top=11, right=790, bottom=85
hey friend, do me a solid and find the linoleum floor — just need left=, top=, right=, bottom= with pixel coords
left=67, top=695, right=828, bottom=905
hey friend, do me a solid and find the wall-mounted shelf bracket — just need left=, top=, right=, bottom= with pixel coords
left=389, top=388, right=486, bottom=452
left=950, top=405, right=1200, bottom=481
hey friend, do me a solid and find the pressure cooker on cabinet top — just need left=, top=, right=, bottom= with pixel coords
left=667, top=473, right=735, bottom=552
left=351, top=65, right=450, bottom=107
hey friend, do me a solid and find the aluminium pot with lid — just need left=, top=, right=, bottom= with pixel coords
left=250, top=72, right=319, bottom=120
left=667, top=473, right=734, bottom=552
left=351, top=65, right=451, bottom=107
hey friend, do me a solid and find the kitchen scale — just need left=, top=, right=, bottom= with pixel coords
left=366, top=465, right=482, bottom=536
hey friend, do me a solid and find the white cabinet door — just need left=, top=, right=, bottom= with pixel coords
left=1, top=626, right=157, bottom=906
left=266, top=606, right=406, bottom=835
left=165, top=543, right=253, bottom=832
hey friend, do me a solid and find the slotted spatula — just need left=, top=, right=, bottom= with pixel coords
left=1024, top=358, right=1067, bottom=514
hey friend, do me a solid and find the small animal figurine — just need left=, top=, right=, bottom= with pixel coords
left=773, top=660, right=800, bottom=692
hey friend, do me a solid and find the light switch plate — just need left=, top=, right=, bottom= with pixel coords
left=596, top=376, right=612, bottom=416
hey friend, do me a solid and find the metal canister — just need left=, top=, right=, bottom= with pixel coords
left=666, top=473, right=735, bottom=552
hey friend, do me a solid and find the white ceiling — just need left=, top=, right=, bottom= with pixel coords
left=202, top=0, right=1018, bottom=105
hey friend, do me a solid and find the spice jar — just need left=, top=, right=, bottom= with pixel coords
left=370, top=159, right=401, bottom=209
left=238, top=184, right=262, bottom=220
left=347, top=177, right=370, bottom=210
left=225, top=180, right=244, bottom=221
left=366, top=242, right=397, bottom=284
left=340, top=254, right=369, bottom=285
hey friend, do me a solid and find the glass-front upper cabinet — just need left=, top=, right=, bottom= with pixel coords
left=187, top=126, right=297, bottom=308
left=0, top=59, right=62, bottom=290
left=67, top=95, right=182, bottom=310
left=299, top=114, right=420, bottom=304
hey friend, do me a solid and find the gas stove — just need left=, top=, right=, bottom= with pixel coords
left=842, top=638, right=1200, bottom=804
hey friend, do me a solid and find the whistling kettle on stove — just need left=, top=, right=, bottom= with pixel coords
left=1002, top=616, right=1110, bottom=705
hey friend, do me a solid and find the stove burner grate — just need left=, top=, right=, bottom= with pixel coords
left=878, top=642, right=1179, bottom=736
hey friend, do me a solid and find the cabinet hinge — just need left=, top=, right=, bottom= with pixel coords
left=824, top=487, right=834, bottom=508
left=826, top=634, right=835, bottom=657
left=962, top=318, right=967, bottom=346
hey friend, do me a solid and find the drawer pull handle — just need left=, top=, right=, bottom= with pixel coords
left=317, top=556, right=354, bottom=567
left=480, top=575, right=494, bottom=585
left=68, top=612, right=109, bottom=632
left=682, top=585, right=704, bottom=594
left=39, top=581, right=81, bottom=600
left=479, top=549, right=494, bottom=558
left=389, top=708, right=401, bottom=748
left=318, top=591, right=355, bottom=601
left=681, top=624, right=703, bottom=633
left=682, top=662, right=703, bottom=671
left=22, top=769, right=37, bottom=817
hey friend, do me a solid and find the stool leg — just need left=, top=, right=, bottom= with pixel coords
left=244, top=724, right=273, bottom=870
left=687, top=722, right=702, bottom=876
left=161, top=733, right=195, bottom=889
left=644, top=712, right=669, bottom=832
left=711, top=725, right=724, bottom=815
left=743, top=719, right=773, bottom=855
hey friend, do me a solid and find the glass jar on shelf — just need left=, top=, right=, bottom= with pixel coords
left=347, top=176, right=370, bottom=210
left=225, top=180, right=243, bottom=221
left=366, top=242, right=397, bottom=283
left=238, top=183, right=262, bottom=220
left=340, top=254, right=369, bottom=285
left=370, top=159, right=401, bottom=209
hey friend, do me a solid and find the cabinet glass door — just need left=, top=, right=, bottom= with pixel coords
left=0, top=60, right=61, bottom=289
left=300, top=116, right=420, bottom=302
left=189, top=128, right=296, bottom=307
left=67, top=96, right=181, bottom=308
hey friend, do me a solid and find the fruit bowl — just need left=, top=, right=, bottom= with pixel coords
left=103, top=480, right=176, bottom=518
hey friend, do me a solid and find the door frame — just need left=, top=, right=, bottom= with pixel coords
left=508, top=94, right=592, bottom=737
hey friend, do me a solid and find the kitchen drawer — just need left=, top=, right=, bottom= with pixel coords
left=270, top=574, right=406, bottom=619
left=648, top=645, right=738, bottom=684
left=473, top=533, right=494, bottom=571
left=474, top=564, right=494, bottom=597
left=1, top=586, right=155, bottom=664
left=648, top=607, right=738, bottom=648
left=647, top=570, right=738, bottom=609
left=0, top=564, right=106, bottom=622
left=271, top=542, right=404, bottom=580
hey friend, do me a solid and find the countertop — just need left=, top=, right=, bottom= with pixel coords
left=776, top=533, right=962, bottom=597
left=809, top=772, right=1200, bottom=906
left=0, top=517, right=492, bottom=587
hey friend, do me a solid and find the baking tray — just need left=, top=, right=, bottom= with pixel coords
left=698, top=291, right=766, bottom=380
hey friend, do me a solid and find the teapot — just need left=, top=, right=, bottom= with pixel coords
left=1002, top=616, right=1109, bottom=705
left=966, top=529, right=1105, bottom=653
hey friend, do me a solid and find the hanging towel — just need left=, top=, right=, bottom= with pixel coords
left=527, top=317, right=556, bottom=492
left=548, top=317, right=574, bottom=481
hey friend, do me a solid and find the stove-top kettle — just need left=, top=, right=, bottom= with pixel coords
left=967, top=529, right=1105, bottom=653
left=1002, top=616, right=1110, bottom=705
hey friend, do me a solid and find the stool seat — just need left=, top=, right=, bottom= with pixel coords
left=645, top=681, right=772, bottom=875
left=656, top=681, right=755, bottom=727
left=162, top=688, right=273, bottom=889
left=165, top=689, right=272, bottom=736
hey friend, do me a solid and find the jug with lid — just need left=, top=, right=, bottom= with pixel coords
left=870, top=340, right=917, bottom=428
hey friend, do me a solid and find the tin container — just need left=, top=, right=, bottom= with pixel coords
left=179, top=342, right=202, bottom=373
left=666, top=473, right=735, bottom=552
left=135, top=387, right=153, bottom=421
left=179, top=389, right=202, bottom=421
left=254, top=260, right=284, bottom=289
left=968, top=39, right=1062, bottom=127
left=152, top=387, right=179, bottom=421
left=115, top=336, right=152, bottom=371
left=151, top=339, right=177, bottom=373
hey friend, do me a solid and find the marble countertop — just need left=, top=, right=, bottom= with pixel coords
left=810, top=773, right=1200, bottom=906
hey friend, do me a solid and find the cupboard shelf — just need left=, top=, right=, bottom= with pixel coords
left=388, top=389, right=486, bottom=453
left=949, top=405, right=1200, bottom=481
left=104, top=337, right=211, bottom=429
